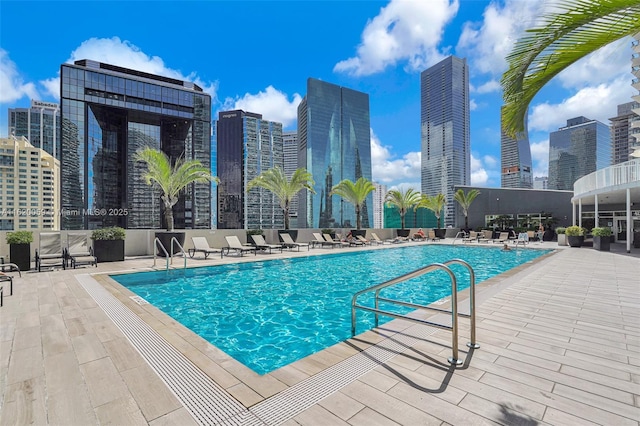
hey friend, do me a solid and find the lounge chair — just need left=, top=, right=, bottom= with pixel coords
left=371, top=232, right=391, bottom=244
left=428, top=230, right=441, bottom=242
left=311, top=233, right=337, bottom=248
left=280, top=233, right=309, bottom=251
left=463, top=231, right=478, bottom=243
left=189, top=236, right=221, bottom=259
left=35, top=232, right=65, bottom=272
left=0, top=257, right=21, bottom=277
left=0, top=272, right=13, bottom=296
left=478, top=230, right=492, bottom=244
left=250, top=234, right=283, bottom=254
left=356, top=235, right=371, bottom=245
left=324, top=233, right=350, bottom=247
left=515, top=232, right=529, bottom=246
left=493, top=232, right=510, bottom=244
left=66, top=233, right=97, bottom=269
left=223, top=235, right=257, bottom=257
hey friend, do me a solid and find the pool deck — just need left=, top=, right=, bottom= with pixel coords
left=1, top=239, right=639, bottom=425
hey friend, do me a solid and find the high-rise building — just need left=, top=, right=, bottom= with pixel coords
left=210, top=131, right=218, bottom=228
left=0, top=136, right=59, bottom=231
left=372, top=182, right=387, bottom=229
left=500, top=106, right=532, bottom=188
left=60, top=59, right=211, bottom=230
left=420, top=56, right=470, bottom=227
left=533, top=176, right=548, bottom=190
left=282, top=130, right=299, bottom=227
left=631, top=33, right=640, bottom=152
left=8, top=100, right=60, bottom=160
left=216, top=110, right=284, bottom=229
left=297, top=78, right=372, bottom=229
left=610, top=102, right=638, bottom=165
left=548, top=116, right=611, bottom=190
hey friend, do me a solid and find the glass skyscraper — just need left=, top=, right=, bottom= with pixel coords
left=548, top=116, right=611, bottom=190
left=420, top=56, right=470, bottom=227
left=9, top=100, right=60, bottom=160
left=500, top=106, right=532, bottom=188
left=60, top=59, right=211, bottom=230
left=216, top=110, right=284, bottom=229
left=297, top=78, right=372, bottom=229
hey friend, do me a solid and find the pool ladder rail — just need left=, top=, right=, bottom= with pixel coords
left=351, top=259, right=479, bottom=366
left=153, top=237, right=187, bottom=270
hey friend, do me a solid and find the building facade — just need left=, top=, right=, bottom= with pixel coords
left=372, top=182, right=387, bottom=229
left=216, top=110, right=284, bottom=229
left=0, top=136, right=59, bottom=231
left=60, top=59, right=211, bottom=230
left=548, top=116, right=611, bottom=190
left=9, top=100, right=60, bottom=160
left=297, top=78, right=373, bottom=229
left=610, top=102, right=638, bottom=165
left=500, top=106, right=532, bottom=188
left=420, top=56, right=470, bottom=227
left=282, top=130, right=300, bottom=228
left=533, top=176, right=548, bottom=190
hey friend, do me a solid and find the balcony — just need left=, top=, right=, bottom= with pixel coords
left=573, top=158, right=640, bottom=205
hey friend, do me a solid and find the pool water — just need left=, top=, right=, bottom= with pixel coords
left=112, top=244, right=551, bottom=374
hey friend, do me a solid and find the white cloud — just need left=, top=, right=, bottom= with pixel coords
left=475, top=79, right=501, bottom=94
left=370, top=129, right=421, bottom=185
left=469, top=99, right=478, bottom=111
left=0, top=49, right=38, bottom=103
left=42, top=37, right=218, bottom=100
left=334, top=0, right=459, bottom=76
left=220, top=86, right=302, bottom=128
left=529, top=76, right=634, bottom=132
left=530, top=139, right=549, bottom=178
left=470, top=153, right=489, bottom=186
left=483, top=155, right=498, bottom=168
left=557, top=39, right=631, bottom=89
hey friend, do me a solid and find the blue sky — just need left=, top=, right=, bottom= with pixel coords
left=0, top=0, right=635, bottom=189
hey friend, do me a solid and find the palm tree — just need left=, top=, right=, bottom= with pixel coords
left=247, top=166, right=315, bottom=229
left=384, top=188, right=421, bottom=230
left=454, top=189, right=480, bottom=230
left=501, top=0, right=640, bottom=137
left=419, top=193, right=447, bottom=229
left=135, top=147, right=217, bottom=231
left=330, top=177, right=375, bottom=230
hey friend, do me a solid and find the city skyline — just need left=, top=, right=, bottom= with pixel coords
left=0, top=0, right=635, bottom=191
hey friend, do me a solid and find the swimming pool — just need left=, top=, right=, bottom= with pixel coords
left=112, top=244, right=551, bottom=374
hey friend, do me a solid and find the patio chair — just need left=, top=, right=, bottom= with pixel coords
left=462, top=231, right=478, bottom=243
left=311, top=233, right=337, bottom=248
left=371, top=232, right=392, bottom=244
left=223, top=235, right=257, bottom=257
left=188, top=236, right=221, bottom=259
left=492, top=232, right=510, bottom=244
left=0, top=257, right=21, bottom=277
left=250, top=234, right=283, bottom=254
left=356, top=235, right=371, bottom=245
left=515, top=233, right=529, bottom=246
left=280, top=233, right=309, bottom=251
left=35, top=232, right=65, bottom=272
left=428, top=230, right=441, bottom=242
left=324, top=233, right=350, bottom=247
left=66, top=233, right=97, bottom=269
left=478, top=230, right=492, bottom=244
left=0, top=272, right=13, bottom=296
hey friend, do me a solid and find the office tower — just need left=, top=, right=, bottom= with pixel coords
left=282, top=130, right=299, bottom=227
left=372, top=182, right=387, bottom=229
left=210, top=131, right=217, bottom=228
left=297, top=78, right=373, bottom=229
left=533, top=176, right=548, bottom=190
left=610, top=102, right=638, bottom=165
left=500, top=106, right=532, bottom=188
left=548, top=116, right=611, bottom=190
left=0, top=136, right=59, bottom=231
left=420, top=56, right=470, bottom=227
left=60, top=59, right=211, bottom=230
left=632, top=33, right=640, bottom=154
left=216, top=110, right=284, bottom=229
left=8, top=100, right=60, bottom=160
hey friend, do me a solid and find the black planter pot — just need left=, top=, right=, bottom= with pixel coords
left=567, top=235, right=584, bottom=248
left=351, top=229, right=367, bottom=238
left=155, top=232, right=185, bottom=257
left=93, top=240, right=124, bottom=262
left=434, top=228, right=447, bottom=239
left=396, top=229, right=410, bottom=238
left=593, top=236, right=611, bottom=251
left=634, top=232, right=640, bottom=248
left=278, top=230, right=298, bottom=242
left=10, top=243, right=31, bottom=271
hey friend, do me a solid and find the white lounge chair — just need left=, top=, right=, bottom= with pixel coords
left=250, top=234, right=283, bottom=254
left=280, top=233, right=309, bottom=251
left=189, top=236, right=221, bottom=259
left=223, top=235, right=257, bottom=257
left=36, top=232, right=65, bottom=271
left=66, top=233, right=97, bottom=268
left=371, top=232, right=392, bottom=244
left=324, top=233, right=349, bottom=247
left=311, top=233, right=337, bottom=248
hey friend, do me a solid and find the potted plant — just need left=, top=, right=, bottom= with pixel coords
left=330, top=177, right=375, bottom=238
left=556, top=227, right=567, bottom=246
left=134, top=147, right=218, bottom=256
left=591, top=227, right=612, bottom=251
left=565, top=225, right=585, bottom=248
left=6, top=230, right=33, bottom=271
left=385, top=188, right=421, bottom=238
left=419, top=193, right=447, bottom=239
left=246, top=229, right=264, bottom=246
left=91, top=227, right=125, bottom=262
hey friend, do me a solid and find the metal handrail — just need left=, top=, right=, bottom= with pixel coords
left=452, top=231, right=467, bottom=245
left=153, top=237, right=170, bottom=270
left=170, top=237, right=187, bottom=269
left=351, top=259, right=479, bottom=365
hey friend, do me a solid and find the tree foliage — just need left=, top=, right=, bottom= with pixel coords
left=330, top=177, right=375, bottom=230
left=385, top=188, right=421, bottom=229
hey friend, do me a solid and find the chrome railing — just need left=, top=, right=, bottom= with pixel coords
left=351, top=259, right=478, bottom=366
left=153, top=237, right=187, bottom=270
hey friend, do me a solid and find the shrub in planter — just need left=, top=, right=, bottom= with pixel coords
left=91, top=227, right=125, bottom=262
left=247, top=229, right=264, bottom=246
left=591, top=227, right=612, bottom=251
left=6, top=230, right=33, bottom=271
left=565, top=226, right=585, bottom=248
left=556, top=227, right=567, bottom=246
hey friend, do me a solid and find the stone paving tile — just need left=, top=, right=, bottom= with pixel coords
left=345, top=407, right=402, bottom=426
left=291, top=403, right=351, bottom=425
left=317, top=391, right=365, bottom=421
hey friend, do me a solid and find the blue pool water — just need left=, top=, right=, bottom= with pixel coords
left=112, top=244, right=551, bottom=374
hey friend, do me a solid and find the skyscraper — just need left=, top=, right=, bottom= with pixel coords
left=60, top=59, right=211, bottom=230
left=610, top=102, right=638, bottom=165
left=216, top=110, right=284, bottom=229
left=372, top=182, right=387, bottom=229
left=282, top=130, right=299, bottom=227
left=548, top=116, right=611, bottom=190
left=9, top=100, right=60, bottom=160
left=500, top=106, right=532, bottom=188
left=297, top=78, right=372, bottom=229
left=420, top=56, right=470, bottom=227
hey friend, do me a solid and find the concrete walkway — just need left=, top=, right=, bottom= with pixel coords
left=0, top=241, right=638, bottom=425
